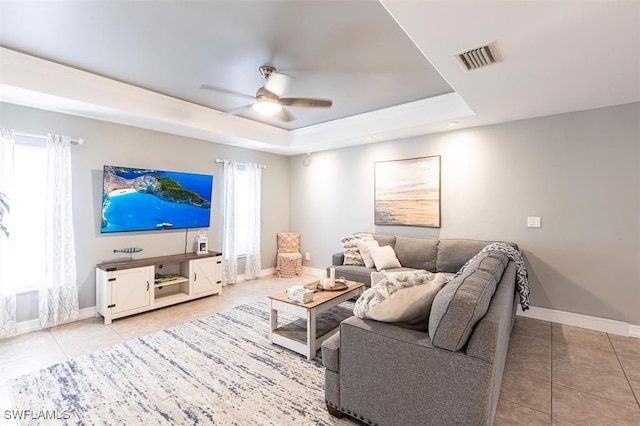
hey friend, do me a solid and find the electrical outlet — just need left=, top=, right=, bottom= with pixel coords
left=527, top=216, right=541, bottom=228
left=305, top=253, right=310, bottom=261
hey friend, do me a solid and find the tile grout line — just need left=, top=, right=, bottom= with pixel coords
left=550, top=332, right=640, bottom=410
left=498, top=394, right=551, bottom=418
left=107, top=322, right=131, bottom=343
left=48, top=327, right=71, bottom=360
left=553, top=382, right=640, bottom=412
left=550, top=323, right=554, bottom=423
left=608, top=333, right=640, bottom=409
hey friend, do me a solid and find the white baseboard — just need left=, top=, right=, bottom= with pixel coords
left=302, top=266, right=325, bottom=277
left=517, top=305, right=638, bottom=338
left=11, top=306, right=97, bottom=338
left=226, top=267, right=276, bottom=284
left=260, top=267, right=275, bottom=277
left=10, top=287, right=638, bottom=342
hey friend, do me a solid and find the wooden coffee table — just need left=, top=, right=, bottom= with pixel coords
left=268, top=281, right=364, bottom=360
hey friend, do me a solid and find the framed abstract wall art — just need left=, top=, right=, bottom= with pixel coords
left=374, top=156, right=441, bottom=227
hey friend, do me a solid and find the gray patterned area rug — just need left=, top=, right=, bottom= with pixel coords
left=9, top=300, right=347, bottom=425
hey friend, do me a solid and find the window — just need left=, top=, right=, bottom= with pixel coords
left=235, top=165, right=249, bottom=256
left=12, top=136, right=47, bottom=292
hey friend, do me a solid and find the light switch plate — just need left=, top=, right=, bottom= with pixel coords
left=527, top=217, right=541, bottom=228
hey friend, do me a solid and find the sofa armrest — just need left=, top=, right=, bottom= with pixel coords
left=332, top=252, right=345, bottom=266
left=321, top=332, right=341, bottom=372
left=466, top=262, right=517, bottom=363
left=339, top=317, right=493, bottom=425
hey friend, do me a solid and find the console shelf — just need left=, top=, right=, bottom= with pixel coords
left=96, top=251, right=223, bottom=324
left=154, top=276, right=189, bottom=287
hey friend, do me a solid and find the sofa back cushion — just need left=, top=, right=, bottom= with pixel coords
left=436, top=239, right=493, bottom=273
left=436, top=239, right=519, bottom=273
left=394, top=236, right=439, bottom=272
left=429, top=250, right=509, bottom=351
left=371, top=233, right=397, bottom=249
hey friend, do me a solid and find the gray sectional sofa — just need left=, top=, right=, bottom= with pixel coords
left=322, top=234, right=520, bottom=425
left=329, top=234, right=511, bottom=286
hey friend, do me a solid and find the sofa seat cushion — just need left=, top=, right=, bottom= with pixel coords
left=429, top=250, right=509, bottom=351
left=321, top=332, right=341, bottom=372
left=354, top=271, right=447, bottom=330
left=331, top=265, right=375, bottom=283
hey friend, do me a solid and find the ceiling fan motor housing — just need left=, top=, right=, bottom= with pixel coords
left=259, top=66, right=276, bottom=79
left=255, top=86, right=278, bottom=102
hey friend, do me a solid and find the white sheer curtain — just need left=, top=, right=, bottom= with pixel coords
left=0, top=129, right=17, bottom=336
left=222, top=160, right=238, bottom=284
left=244, top=163, right=262, bottom=279
left=39, top=134, right=79, bottom=328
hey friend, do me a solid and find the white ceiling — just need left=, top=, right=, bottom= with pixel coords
left=1, top=0, right=638, bottom=155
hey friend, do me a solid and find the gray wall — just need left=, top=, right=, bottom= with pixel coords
left=3, top=102, right=639, bottom=326
left=1, top=103, right=290, bottom=322
left=290, top=102, right=640, bottom=325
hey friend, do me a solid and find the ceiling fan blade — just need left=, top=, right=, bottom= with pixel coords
left=278, top=98, right=332, bottom=108
left=224, top=104, right=253, bottom=115
left=275, top=108, right=293, bottom=122
left=264, top=72, right=291, bottom=97
left=199, top=84, right=255, bottom=100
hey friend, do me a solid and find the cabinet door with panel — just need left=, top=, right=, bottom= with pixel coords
left=191, top=257, right=223, bottom=295
left=111, top=266, right=153, bottom=315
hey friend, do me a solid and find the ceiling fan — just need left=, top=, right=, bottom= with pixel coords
left=200, top=66, right=332, bottom=122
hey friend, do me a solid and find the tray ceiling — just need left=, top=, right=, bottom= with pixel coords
left=0, top=0, right=452, bottom=130
left=1, top=1, right=638, bottom=155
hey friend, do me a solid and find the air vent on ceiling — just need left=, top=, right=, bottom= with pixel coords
left=456, top=42, right=501, bottom=71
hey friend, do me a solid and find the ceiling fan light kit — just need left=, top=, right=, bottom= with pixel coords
left=202, top=66, right=333, bottom=121
left=252, top=100, right=282, bottom=115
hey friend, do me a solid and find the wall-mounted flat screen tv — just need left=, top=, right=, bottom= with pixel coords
left=101, top=165, right=214, bottom=233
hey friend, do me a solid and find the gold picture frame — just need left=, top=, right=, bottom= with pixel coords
left=374, top=156, right=441, bottom=227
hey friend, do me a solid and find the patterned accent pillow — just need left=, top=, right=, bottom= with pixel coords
left=371, top=269, right=429, bottom=287
left=277, top=233, right=300, bottom=253
left=354, top=271, right=447, bottom=330
left=341, top=234, right=374, bottom=266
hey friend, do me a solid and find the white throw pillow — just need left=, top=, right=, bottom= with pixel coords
left=369, top=245, right=401, bottom=271
left=354, top=272, right=447, bottom=326
left=358, top=240, right=380, bottom=269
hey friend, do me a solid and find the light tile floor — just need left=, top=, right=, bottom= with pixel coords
left=495, top=317, right=640, bottom=425
left=1, top=275, right=639, bottom=425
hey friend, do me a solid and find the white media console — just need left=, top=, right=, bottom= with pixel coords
left=96, top=251, right=223, bottom=324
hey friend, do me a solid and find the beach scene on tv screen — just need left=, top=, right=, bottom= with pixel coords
left=101, top=165, right=213, bottom=233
